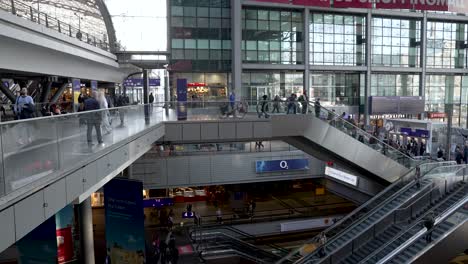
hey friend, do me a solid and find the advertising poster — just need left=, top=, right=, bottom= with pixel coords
left=91, top=80, right=98, bottom=91
left=333, top=0, right=371, bottom=8
left=105, top=178, right=145, bottom=264
left=72, top=79, right=81, bottom=111
left=17, top=217, right=58, bottom=264
left=177, top=79, right=188, bottom=120
left=256, top=159, right=309, bottom=173
left=56, top=205, right=75, bottom=263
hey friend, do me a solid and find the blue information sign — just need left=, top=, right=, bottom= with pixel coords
left=123, top=78, right=160, bottom=87
left=256, top=159, right=309, bottom=173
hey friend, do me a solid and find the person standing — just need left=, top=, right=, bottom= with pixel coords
left=15, top=88, right=35, bottom=120
left=415, top=165, right=421, bottom=189
left=287, top=94, right=297, bottom=114
left=424, top=213, right=435, bottom=243
left=314, top=98, right=321, bottom=118
left=318, top=232, right=327, bottom=257
left=98, top=91, right=112, bottom=134
left=272, top=95, right=281, bottom=113
left=84, top=91, right=103, bottom=145
left=216, top=207, right=223, bottom=224
left=229, top=92, right=236, bottom=112
left=455, top=146, right=463, bottom=164
left=149, top=92, right=155, bottom=113
left=464, top=143, right=468, bottom=164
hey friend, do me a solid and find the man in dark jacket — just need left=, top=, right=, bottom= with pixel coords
left=424, top=213, right=435, bottom=243
left=84, top=91, right=103, bottom=145
left=314, top=98, right=321, bottom=118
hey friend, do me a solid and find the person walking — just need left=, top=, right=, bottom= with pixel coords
left=314, top=98, right=321, bottom=118
left=149, top=92, right=155, bottom=113
left=318, top=232, right=327, bottom=257
left=229, top=92, right=236, bottom=112
left=415, top=165, right=421, bottom=189
left=258, top=95, right=269, bottom=118
left=287, top=94, right=297, bottom=114
left=455, top=146, right=463, bottom=164
left=84, top=91, right=103, bottom=145
left=15, top=88, right=35, bottom=120
left=272, top=95, right=281, bottom=113
left=424, top=213, right=435, bottom=243
left=115, top=93, right=128, bottom=127
left=159, top=241, right=167, bottom=264
left=216, top=207, right=223, bottom=224
left=98, top=91, right=112, bottom=134
left=464, top=143, right=468, bottom=164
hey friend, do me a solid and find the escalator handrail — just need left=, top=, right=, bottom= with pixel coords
left=306, top=101, right=416, bottom=164
left=275, top=161, right=453, bottom=264
left=198, top=231, right=284, bottom=259
left=193, top=226, right=290, bottom=254
left=359, top=179, right=468, bottom=264
left=200, top=248, right=271, bottom=264
left=376, top=195, right=468, bottom=264
left=293, top=162, right=459, bottom=264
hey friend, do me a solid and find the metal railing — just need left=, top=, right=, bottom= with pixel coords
left=275, top=161, right=454, bottom=264
left=0, top=0, right=109, bottom=51
left=299, top=164, right=467, bottom=264
left=376, top=192, right=468, bottom=264
left=360, top=168, right=467, bottom=263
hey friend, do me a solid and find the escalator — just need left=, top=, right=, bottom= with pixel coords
left=272, top=102, right=417, bottom=183
left=276, top=162, right=454, bottom=264
left=191, top=226, right=287, bottom=263
left=290, top=164, right=467, bottom=264
left=359, top=166, right=468, bottom=264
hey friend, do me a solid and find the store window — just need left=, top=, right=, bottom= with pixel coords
left=310, top=13, right=365, bottom=66
left=242, top=71, right=304, bottom=102
left=371, top=74, right=420, bottom=97
left=309, top=73, right=363, bottom=106
left=425, top=75, right=468, bottom=127
left=242, top=8, right=304, bottom=65
left=426, top=21, right=468, bottom=69
left=372, top=18, right=421, bottom=67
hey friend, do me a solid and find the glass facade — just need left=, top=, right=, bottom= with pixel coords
left=372, top=18, right=421, bottom=67
left=309, top=13, right=365, bottom=66
left=242, top=8, right=304, bottom=64
left=242, top=71, right=304, bottom=101
left=371, top=74, right=420, bottom=97
left=309, top=73, right=364, bottom=106
left=170, top=0, right=231, bottom=72
left=426, top=21, right=467, bottom=68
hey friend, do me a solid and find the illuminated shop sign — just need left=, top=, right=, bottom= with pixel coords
left=256, top=159, right=309, bottom=173
left=428, top=112, right=446, bottom=119
left=325, top=166, right=358, bottom=186
left=252, top=0, right=468, bottom=12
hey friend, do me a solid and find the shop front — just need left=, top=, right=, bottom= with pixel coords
left=171, top=72, right=229, bottom=101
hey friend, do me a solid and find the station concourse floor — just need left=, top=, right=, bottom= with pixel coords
left=92, top=192, right=355, bottom=263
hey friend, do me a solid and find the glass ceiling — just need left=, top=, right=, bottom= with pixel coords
left=21, top=0, right=109, bottom=42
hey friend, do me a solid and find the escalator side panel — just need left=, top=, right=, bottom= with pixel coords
left=413, top=220, right=468, bottom=264
left=272, top=115, right=408, bottom=183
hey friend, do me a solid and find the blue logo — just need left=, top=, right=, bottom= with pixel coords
left=256, top=159, right=309, bottom=173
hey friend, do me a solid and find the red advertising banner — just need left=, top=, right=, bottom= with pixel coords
left=292, top=0, right=331, bottom=7
left=376, top=0, right=412, bottom=10
left=333, top=0, right=372, bottom=8
left=57, top=227, right=74, bottom=263
left=255, top=0, right=290, bottom=3
left=414, top=0, right=448, bottom=11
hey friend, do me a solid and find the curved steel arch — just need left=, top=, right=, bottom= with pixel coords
left=95, top=0, right=117, bottom=52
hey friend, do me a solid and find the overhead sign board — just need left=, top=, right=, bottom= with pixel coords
left=124, top=78, right=160, bottom=87
left=369, top=96, right=424, bottom=115
left=256, top=159, right=309, bottom=173
left=325, top=166, right=358, bottom=186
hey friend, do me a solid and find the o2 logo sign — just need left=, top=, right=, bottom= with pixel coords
left=256, top=159, right=309, bottom=173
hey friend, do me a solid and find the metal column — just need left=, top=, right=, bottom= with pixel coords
left=420, top=12, right=428, bottom=119
left=0, top=81, right=16, bottom=103
left=304, top=9, right=310, bottom=98
left=364, top=10, right=372, bottom=125
left=78, top=198, right=95, bottom=264
left=50, top=82, right=69, bottom=103
left=231, top=0, right=242, bottom=97
left=143, top=69, right=150, bottom=124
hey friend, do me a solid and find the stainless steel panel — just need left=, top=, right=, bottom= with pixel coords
left=0, top=207, right=15, bottom=253
left=201, top=123, right=219, bottom=140
left=253, top=121, right=273, bottom=138
left=235, top=122, right=253, bottom=139
left=66, top=169, right=84, bottom=204
left=83, top=161, right=98, bottom=190
left=166, top=158, right=189, bottom=185
left=165, top=123, right=183, bottom=141
left=43, top=178, right=66, bottom=219
left=189, top=156, right=211, bottom=184
left=14, top=190, right=45, bottom=240
left=182, top=124, right=201, bottom=141
left=218, top=122, right=236, bottom=140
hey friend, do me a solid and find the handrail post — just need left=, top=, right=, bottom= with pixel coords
left=10, top=0, right=16, bottom=14
left=29, top=6, right=33, bottom=21
left=69, top=24, right=72, bottom=37
left=58, top=20, right=61, bottom=33
left=45, top=14, right=48, bottom=27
